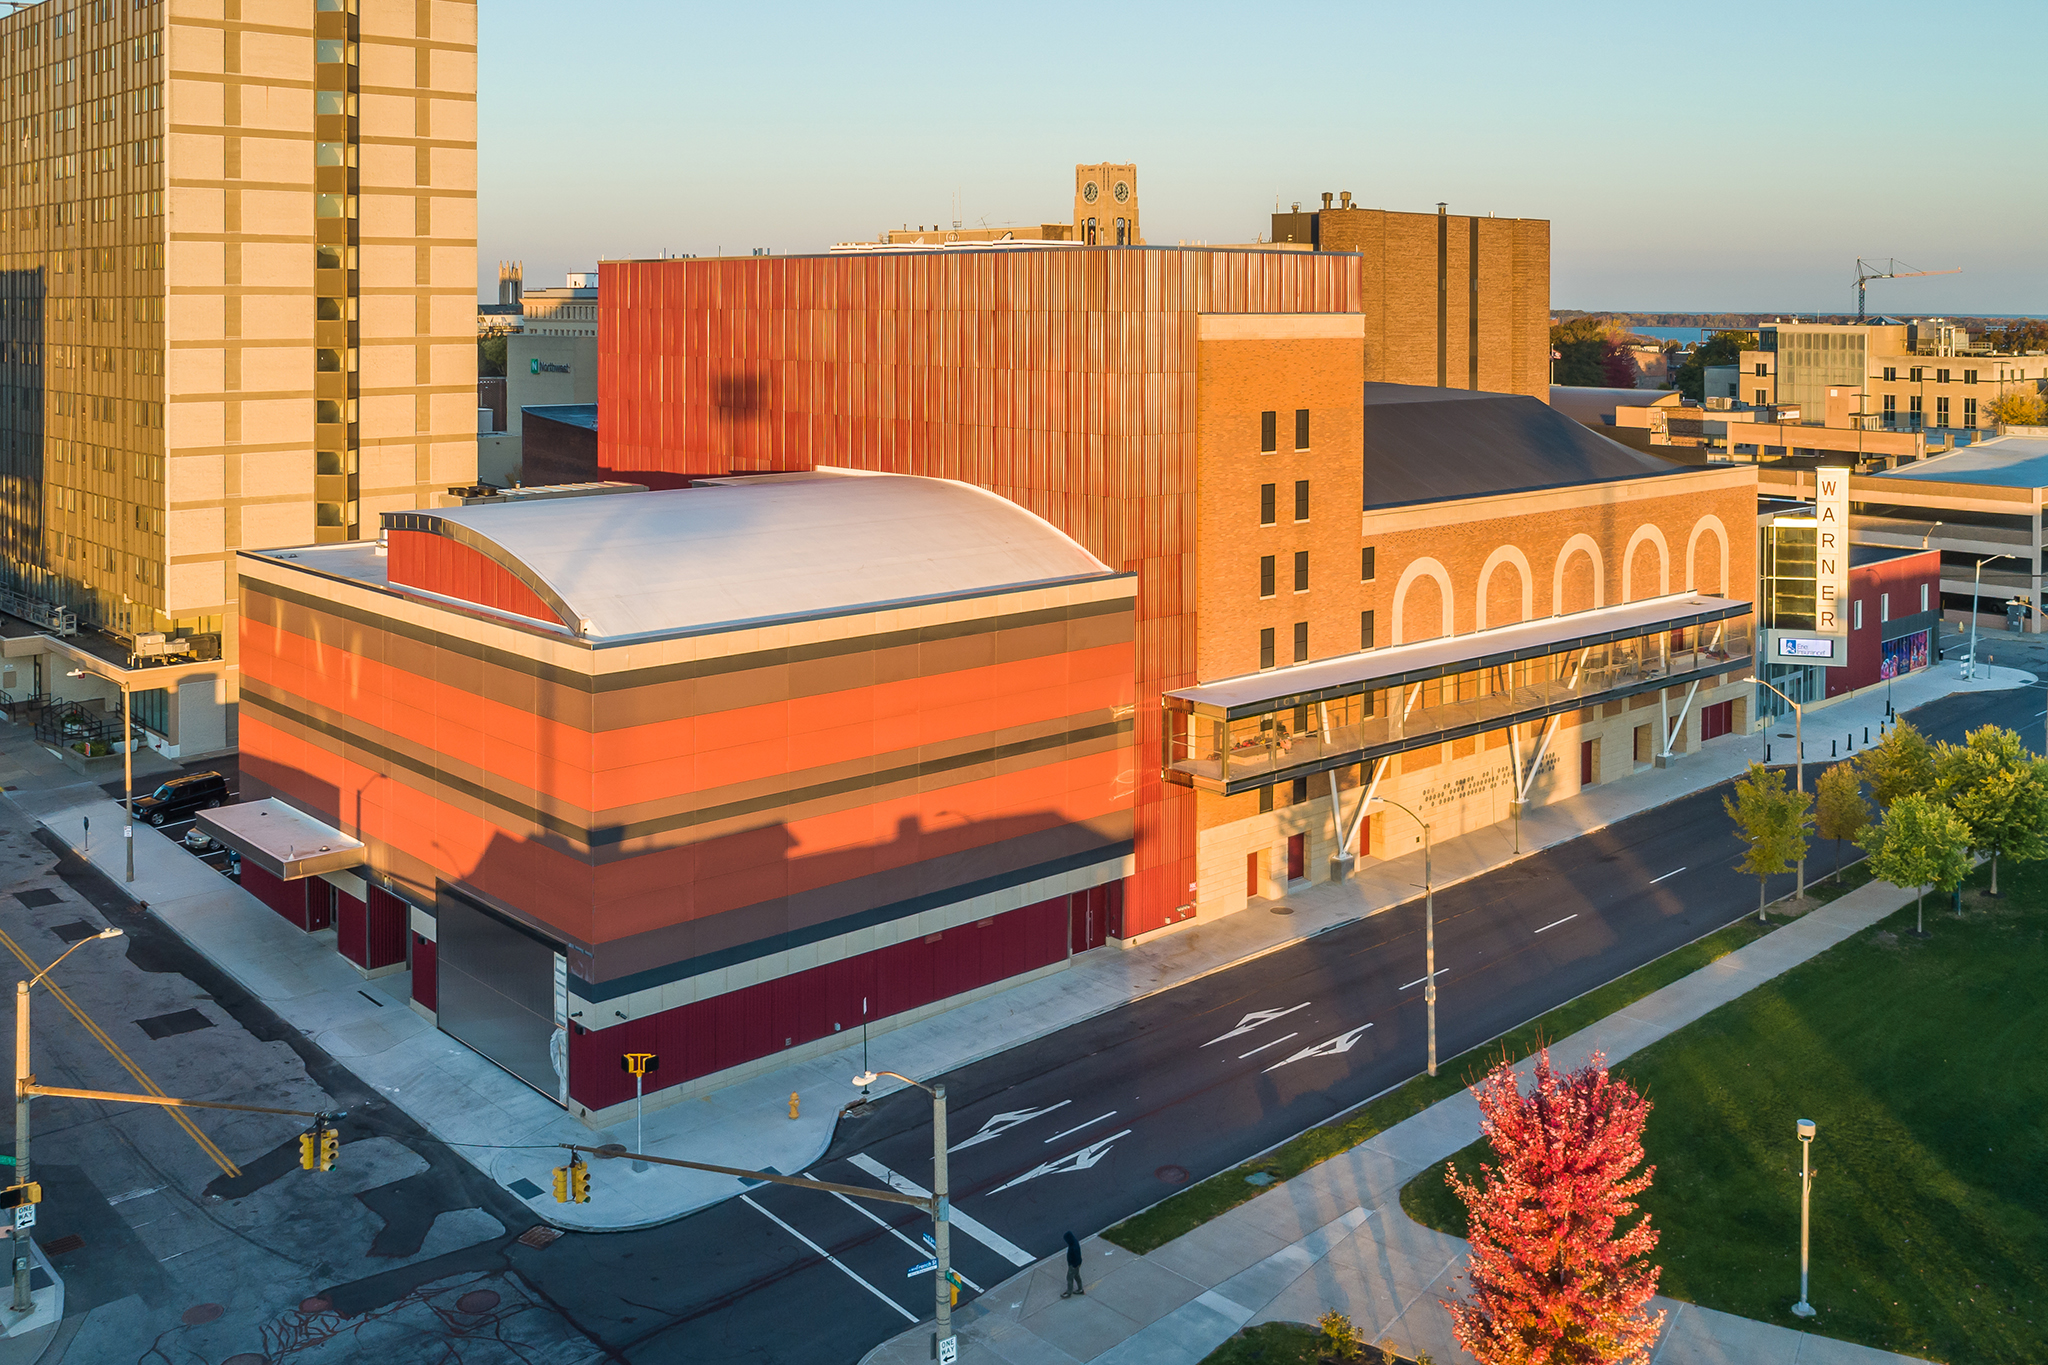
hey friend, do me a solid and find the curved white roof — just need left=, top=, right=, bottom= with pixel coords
left=413, top=473, right=1112, bottom=640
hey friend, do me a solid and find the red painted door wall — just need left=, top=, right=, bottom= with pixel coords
left=337, top=886, right=411, bottom=971
left=412, top=933, right=437, bottom=1011
left=1700, top=701, right=1734, bottom=742
left=1068, top=882, right=1119, bottom=954
left=566, top=892, right=1074, bottom=1112
left=1286, top=834, right=1306, bottom=881
left=1580, top=739, right=1596, bottom=786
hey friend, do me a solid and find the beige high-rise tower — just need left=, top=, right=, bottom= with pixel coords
left=0, top=0, right=477, bottom=755
left=1073, top=162, right=1138, bottom=246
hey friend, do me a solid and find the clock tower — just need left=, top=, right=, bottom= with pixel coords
left=1074, top=163, right=1139, bottom=246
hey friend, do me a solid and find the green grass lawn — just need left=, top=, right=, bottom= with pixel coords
left=1402, top=860, right=2048, bottom=1365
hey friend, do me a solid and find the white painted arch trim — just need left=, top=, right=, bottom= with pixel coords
left=1551, top=534, right=1605, bottom=614
left=1622, top=524, right=1671, bottom=603
left=1392, top=557, right=1456, bottom=644
left=1685, top=514, right=1732, bottom=596
left=1475, top=546, right=1533, bottom=632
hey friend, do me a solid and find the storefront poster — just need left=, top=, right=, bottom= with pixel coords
left=1880, top=630, right=1929, bottom=680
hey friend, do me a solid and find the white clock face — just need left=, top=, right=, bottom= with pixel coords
left=1114, top=181, right=1130, bottom=203
left=1082, top=182, right=1099, bottom=204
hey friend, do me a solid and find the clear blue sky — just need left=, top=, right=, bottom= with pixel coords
left=481, top=0, right=2048, bottom=316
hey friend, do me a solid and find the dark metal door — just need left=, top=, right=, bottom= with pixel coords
left=435, top=892, right=563, bottom=1104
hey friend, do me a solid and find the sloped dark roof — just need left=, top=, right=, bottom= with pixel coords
left=1362, top=383, right=1680, bottom=509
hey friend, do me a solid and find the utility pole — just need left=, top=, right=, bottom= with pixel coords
left=1792, top=1119, right=1818, bottom=1317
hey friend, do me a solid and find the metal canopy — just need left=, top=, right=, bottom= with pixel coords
left=1166, top=593, right=1753, bottom=721
left=195, top=799, right=364, bottom=881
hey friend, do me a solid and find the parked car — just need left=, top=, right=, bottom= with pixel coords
left=132, top=771, right=229, bottom=827
left=181, top=828, right=219, bottom=854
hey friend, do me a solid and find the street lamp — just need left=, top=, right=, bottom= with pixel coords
left=65, top=667, right=136, bottom=884
left=1367, top=796, right=1436, bottom=1077
left=1792, top=1118, right=1818, bottom=1318
left=1747, top=676, right=1806, bottom=907
left=1965, top=554, right=2019, bottom=679
left=851, top=1070, right=954, bottom=1358
left=13, top=927, right=124, bottom=1312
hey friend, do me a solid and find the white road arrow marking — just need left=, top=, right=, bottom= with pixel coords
left=948, top=1101, right=1070, bottom=1152
left=1202, top=1002, right=1310, bottom=1047
left=1263, top=1024, right=1373, bottom=1073
left=988, top=1130, right=1133, bottom=1194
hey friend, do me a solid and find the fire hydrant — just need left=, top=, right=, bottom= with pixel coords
left=789, top=1092, right=800, bottom=1120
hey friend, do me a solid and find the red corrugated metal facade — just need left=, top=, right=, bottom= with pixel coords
left=386, top=528, right=565, bottom=627
left=598, top=249, right=1368, bottom=937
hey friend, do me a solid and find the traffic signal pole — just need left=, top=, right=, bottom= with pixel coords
left=13, top=980, right=30, bottom=1313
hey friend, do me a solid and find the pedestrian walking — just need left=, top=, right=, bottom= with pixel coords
left=1061, top=1231, right=1084, bottom=1297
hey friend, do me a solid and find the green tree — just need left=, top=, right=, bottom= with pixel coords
left=478, top=333, right=508, bottom=377
left=1671, top=330, right=1756, bottom=402
left=1984, top=389, right=2046, bottom=427
left=1859, top=719, right=1934, bottom=810
left=1815, top=759, right=1870, bottom=879
left=1932, top=725, right=2048, bottom=896
left=1551, top=317, right=1611, bottom=388
left=1724, top=763, right=1813, bottom=919
left=1857, top=791, right=1973, bottom=936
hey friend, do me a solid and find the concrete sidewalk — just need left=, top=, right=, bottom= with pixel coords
left=860, top=873, right=1940, bottom=1365
left=0, top=660, right=2027, bottom=1235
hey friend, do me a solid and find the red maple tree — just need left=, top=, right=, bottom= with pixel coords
left=1441, top=1048, right=1666, bottom=1365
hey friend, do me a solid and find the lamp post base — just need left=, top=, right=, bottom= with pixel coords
left=1791, top=1301, right=1817, bottom=1318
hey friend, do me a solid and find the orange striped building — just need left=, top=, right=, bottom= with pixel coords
left=232, top=474, right=1135, bottom=1120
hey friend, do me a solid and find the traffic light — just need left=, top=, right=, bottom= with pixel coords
left=319, top=1128, right=339, bottom=1172
left=552, top=1165, right=569, bottom=1203
left=299, top=1131, right=319, bottom=1171
left=568, top=1158, right=590, bottom=1203
left=0, top=1183, right=39, bottom=1210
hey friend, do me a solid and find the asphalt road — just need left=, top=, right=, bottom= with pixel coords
left=472, top=669, right=2048, bottom=1365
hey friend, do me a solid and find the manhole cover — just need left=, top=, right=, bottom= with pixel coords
left=516, top=1224, right=563, bottom=1250
left=299, top=1296, right=333, bottom=1314
left=1244, top=1171, right=1276, bottom=1187
left=1155, top=1165, right=1189, bottom=1185
left=1269, top=905, right=1293, bottom=916
left=181, top=1303, right=225, bottom=1326
left=42, top=1234, right=83, bottom=1257
left=223, top=1355, right=268, bottom=1365
left=455, top=1289, right=501, bottom=1315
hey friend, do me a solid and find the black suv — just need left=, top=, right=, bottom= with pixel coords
left=132, top=772, right=229, bottom=826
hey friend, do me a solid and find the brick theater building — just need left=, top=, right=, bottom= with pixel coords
left=226, top=475, right=1135, bottom=1120
left=595, top=229, right=1554, bottom=939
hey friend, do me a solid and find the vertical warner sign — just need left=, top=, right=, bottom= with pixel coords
left=1814, top=467, right=1851, bottom=656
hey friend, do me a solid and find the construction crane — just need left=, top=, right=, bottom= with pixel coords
left=1855, top=258, right=1960, bottom=322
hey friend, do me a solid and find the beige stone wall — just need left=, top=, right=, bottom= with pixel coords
left=164, top=0, right=475, bottom=625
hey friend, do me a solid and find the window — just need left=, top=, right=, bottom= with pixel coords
left=1920, top=583, right=1930, bottom=612
left=315, top=194, right=347, bottom=218
left=1360, top=610, right=1375, bottom=650
left=1293, top=480, right=1309, bottom=521
left=1260, top=411, right=1276, bottom=453
left=1294, top=408, right=1309, bottom=450
left=1853, top=600, right=1863, bottom=631
left=1883, top=394, right=1896, bottom=417
left=315, top=38, right=349, bottom=63
left=1360, top=546, right=1375, bottom=582
left=315, top=399, right=343, bottom=424
left=1883, top=366, right=1897, bottom=382
left=1909, top=366, right=1923, bottom=382
left=1754, top=362, right=1767, bottom=376
left=1755, top=389, right=1768, bottom=408
left=1289, top=777, right=1308, bottom=805
left=316, top=297, right=346, bottom=320
left=1910, top=395, right=1923, bottom=415
left=1259, top=555, right=1275, bottom=598
left=1965, top=398, right=1977, bottom=428
left=1964, top=369, right=1977, bottom=385
left=315, top=142, right=346, bottom=167
left=1292, top=622, right=1308, bottom=663
left=1936, top=396, right=1949, bottom=427
left=315, top=90, right=349, bottom=116
left=1259, top=483, right=1275, bottom=526
left=1293, top=551, right=1308, bottom=593
left=1880, top=592, right=1889, bottom=623
left=1259, top=785, right=1274, bottom=814
left=1936, top=369, right=1950, bottom=385
left=1259, top=628, right=1275, bottom=670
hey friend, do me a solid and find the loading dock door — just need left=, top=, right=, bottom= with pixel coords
left=435, top=891, right=565, bottom=1104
